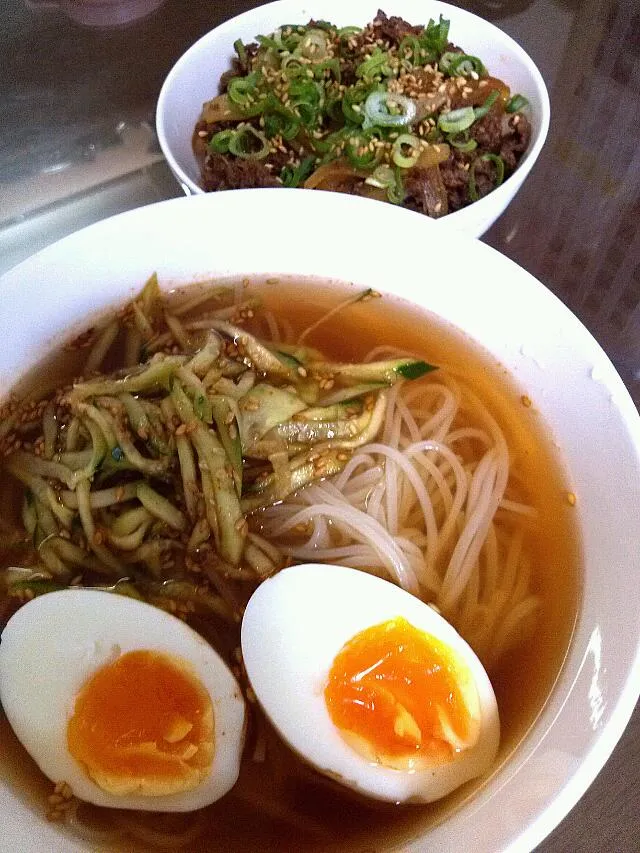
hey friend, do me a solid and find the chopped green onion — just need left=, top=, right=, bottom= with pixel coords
left=256, top=34, right=280, bottom=52
left=396, top=360, right=437, bottom=379
left=387, top=167, right=405, bottom=205
left=392, top=133, right=421, bottom=168
left=313, top=126, right=348, bottom=156
left=438, top=51, right=458, bottom=74
left=280, top=55, right=307, bottom=76
left=263, top=110, right=300, bottom=140
left=356, top=48, right=393, bottom=80
left=420, top=15, right=450, bottom=59
left=338, top=25, right=362, bottom=38
left=280, top=156, right=316, bottom=188
left=468, top=153, right=505, bottom=201
left=322, top=89, right=343, bottom=122
left=305, top=20, right=333, bottom=33
left=298, top=28, right=330, bottom=60
left=228, top=72, right=259, bottom=107
left=345, top=130, right=381, bottom=169
left=228, top=125, right=270, bottom=159
left=473, top=90, right=499, bottom=120
left=398, top=34, right=421, bottom=62
left=440, top=52, right=487, bottom=77
left=506, top=93, right=529, bottom=113
left=446, top=131, right=477, bottom=152
left=208, top=129, right=235, bottom=154
left=288, top=78, right=323, bottom=107
left=288, top=78, right=323, bottom=127
left=233, top=38, right=247, bottom=66
left=425, top=126, right=444, bottom=144
left=342, top=85, right=370, bottom=125
left=313, top=57, right=341, bottom=83
left=363, top=91, right=417, bottom=129
left=438, top=106, right=475, bottom=133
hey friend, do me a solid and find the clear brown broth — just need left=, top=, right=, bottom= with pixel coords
left=0, top=278, right=580, bottom=852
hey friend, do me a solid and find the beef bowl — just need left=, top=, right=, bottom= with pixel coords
left=1, top=191, right=639, bottom=853
left=156, top=0, right=550, bottom=237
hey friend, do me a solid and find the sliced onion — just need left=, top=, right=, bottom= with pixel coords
left=415, top=142, right=450, bottom=169
left=364, top=164, right=395, bottom=189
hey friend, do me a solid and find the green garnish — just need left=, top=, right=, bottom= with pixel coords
left=468, top=153, right=505, bottom=201
left=280, top=156, right=316, bottom=188
left=228, top=125, right=270, bottom=159
left=440, top=52, right=487, bottom=77
left=506, top=94, right=529, bottom=113
left=473, top=90, right=500, bottom=121
left=438, top=107, right=476, bottom=134
left=396, top=360, right=437, bottom=380
left=392, top=134, right=421, bottom=169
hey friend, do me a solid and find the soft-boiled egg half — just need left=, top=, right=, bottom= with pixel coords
left=241, top=564, right=500, bottom=803
left=0, top=589, right=245, bottom=811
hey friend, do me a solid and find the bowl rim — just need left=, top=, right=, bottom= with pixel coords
left=1, top=190, right=639, bottom=853
left=155, top=0, right=551, bottom=223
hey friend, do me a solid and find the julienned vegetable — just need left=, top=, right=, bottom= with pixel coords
left=193, top=10, right=532, bottom=218
left=0, top=274, right=436, bottom=603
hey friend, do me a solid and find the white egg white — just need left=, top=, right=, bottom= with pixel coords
left=0, top=589, right=246, bottom=811
left=241, top=564, right=500, bottom=804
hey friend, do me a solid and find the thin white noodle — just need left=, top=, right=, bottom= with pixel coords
left=511, top=548, right=533, bottom=605
left=262, top=310, right=282, bottom=344
left=363, top=443, right=439, bottom=572
left=279, top=317, right=295, bottom=343
left=440, top=453, right=500, bottom=610
left=501, top=526, right=525, bottom=599
left=482, top=524, right=500, bottom=602
left=271, top=503, right=420, bottom=594
left=491, top=595, right=541, bottom=660
left=407, top=440, right=468, bottom=564
left=499, top=498, right=539, bottom=519
left=263, top=347, right=543, bottom=668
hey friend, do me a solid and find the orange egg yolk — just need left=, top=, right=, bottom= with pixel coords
left=67, top=649, right=214, bottom=797
left=324, top=617, right=480, bottom=769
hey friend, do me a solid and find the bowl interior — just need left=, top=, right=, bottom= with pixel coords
left=156, top=0, right=550, bottom=235
left=1, top=190, right=639, bottom=853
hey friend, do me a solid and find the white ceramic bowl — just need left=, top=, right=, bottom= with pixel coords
left=1, top=191, right=639, bottom=853
left=156, top=0, right=550, bottom=238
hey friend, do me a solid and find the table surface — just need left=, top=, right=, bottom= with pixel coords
left=1, top=0, right=639, bottom=850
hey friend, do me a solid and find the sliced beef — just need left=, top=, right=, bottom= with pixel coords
left=500, top=113, right=532, bottom=170
left=371, top=9, right=422, bottom=45
left=469, top=156, right=497, bottom=199
left=403, top=165, right=449, bottom=217
left=470, top=110, right=503, bottom=153
left=201, top=153, right=281, bottom=192
left=440, top=153, right=472, bottom=212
